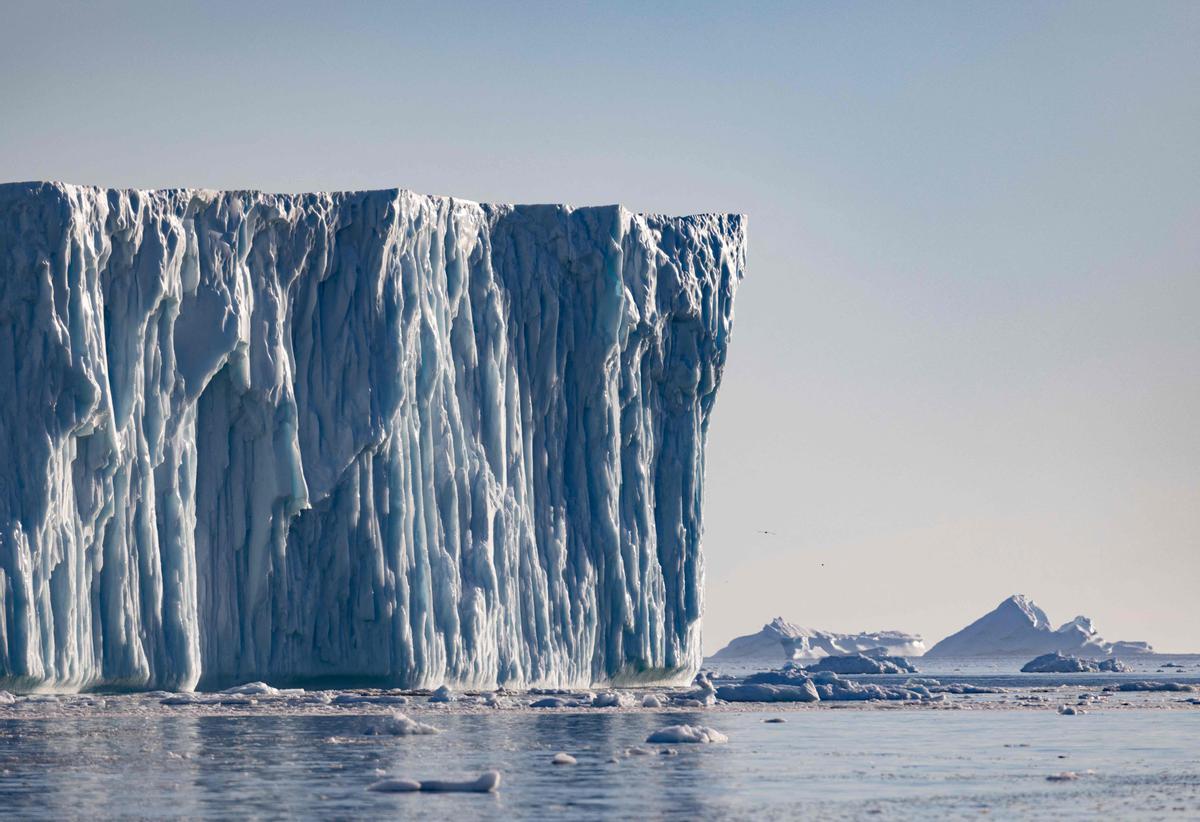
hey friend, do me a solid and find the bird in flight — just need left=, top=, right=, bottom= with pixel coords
left=756, top=529, right=777, bottom=536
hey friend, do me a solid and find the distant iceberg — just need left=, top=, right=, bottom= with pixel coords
left=707, top=617, right=925, bottom=663
left=925, top=595, right=1154, bottom=658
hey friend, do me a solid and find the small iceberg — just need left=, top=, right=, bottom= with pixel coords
left=645, top=724, right=728, bottom=744
left=551, top=752, right=577, bottom=765
left=803, top=653, right=917, bottom=675
left=1021, top=652, right=1127, bottom=673
left=427, top=685, right=454, bottom=703
left=717, top=682, right=820, bottom=703
left=221, top=682, right=284, bottom=697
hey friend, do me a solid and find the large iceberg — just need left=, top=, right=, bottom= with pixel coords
left=925, top=595, right=1154, bottom=658
left=707, top=617, right=925, bottom=663
left=0, top=182, right=744, bottom=692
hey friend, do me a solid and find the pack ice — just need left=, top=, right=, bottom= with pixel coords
left=0, top=182, right=744, bottom=692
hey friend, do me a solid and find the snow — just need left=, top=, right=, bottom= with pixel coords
left=708, top=617, right=924, bottom=663
left=645, top=724, right=728, bottom=744
left=0, top=182, right=744, bottom=693
left=925, top=595, right=1154, bottom=658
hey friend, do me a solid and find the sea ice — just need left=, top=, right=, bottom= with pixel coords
left=551, top=753, right=577, bottom=765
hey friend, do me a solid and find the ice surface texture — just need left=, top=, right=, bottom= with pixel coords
left=0, top=182, right=744, bottom=692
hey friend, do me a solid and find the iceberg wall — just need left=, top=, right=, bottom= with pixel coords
left=0, top=182, right=744, bottom=692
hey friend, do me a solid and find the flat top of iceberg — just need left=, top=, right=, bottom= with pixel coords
left=0, top=180, right=744, bottom=223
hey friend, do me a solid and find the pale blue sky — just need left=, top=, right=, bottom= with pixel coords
left=2, top=1, right=1197, bottom=651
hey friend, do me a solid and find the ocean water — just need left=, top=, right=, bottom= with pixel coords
left=1, top=695, right=1198, bottom=819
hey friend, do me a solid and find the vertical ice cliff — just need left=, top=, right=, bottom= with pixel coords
left=0, top=182, right=744, bottom=691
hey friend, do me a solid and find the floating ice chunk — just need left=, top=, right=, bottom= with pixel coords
left=717, top=683, right=819, bottom=703
left=551, top=753, right=577, bottom=765
left=591, top=692, right=634, bottom=708
left=1057, top=705, right=1084, bottom=715
left=1107, top=682, right=1195, bottom=693
left=333, top=693, right=409, bottom=706
left=364, top=711, right=440, bottom=736
left=160, top=694, right=200, bottom=706
left=530, top=697, right=569, bottom=709
left=645, top=724, right=728, bottom=744
left=0, top=691, right=17, bottom=705
left=804, top=654, right=917, bottom=675
left=641, top=694, right=663, bottom=708
left=627, top=746, right=654, bottom=756
left=1046, top=772, right=1079, bottom=782
left=428, top=686, right=454, bottom=703
left=417, top=771, right=502, bottom=793
left=1021, top=653, right=1125, bottom=673
left=221, top=682, right=280, bottom=696
left=368, top=778, right=422, bottom=793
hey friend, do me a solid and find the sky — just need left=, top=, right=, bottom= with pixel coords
left=2, top=1, right=1197, bottom=653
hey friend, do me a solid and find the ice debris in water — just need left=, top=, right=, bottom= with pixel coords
left=428, top=686, right=454, bottom=703
left=368, top=771, right=501, bottom=793
left=641, top=694, right=663, bottom=708
left=717, top=682, right=820, bottom=703
left=364, top=711, right=440, bottom=736
left=1057, top=705, right=1084, bottom=716
left=220, top=682, right=297, bottom=697
left=646, top=725, right=728, bottom=744
left=1106, top=682, right=1195, bottom=693
left=530, top=697, right=570, bottom=709
left=333, top=693, right=409, bottom=706
left=0, top=691, right=16, bottom=705
left=0, top=182, right=745, bottom=693
left=551, top=753, right=577, bottom=765
left=1046, top=772, right=1080, bottom=782
left=591, top=691, right=634, bottom=708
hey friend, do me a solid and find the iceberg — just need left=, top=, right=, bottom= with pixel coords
left=0, top=182, right=744, bottom=692
left=925, top=595, right=1154, bottom=658
left=707, top=617, right=925, bottom=663
left=1020, top=652, right=1127, bottom=674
